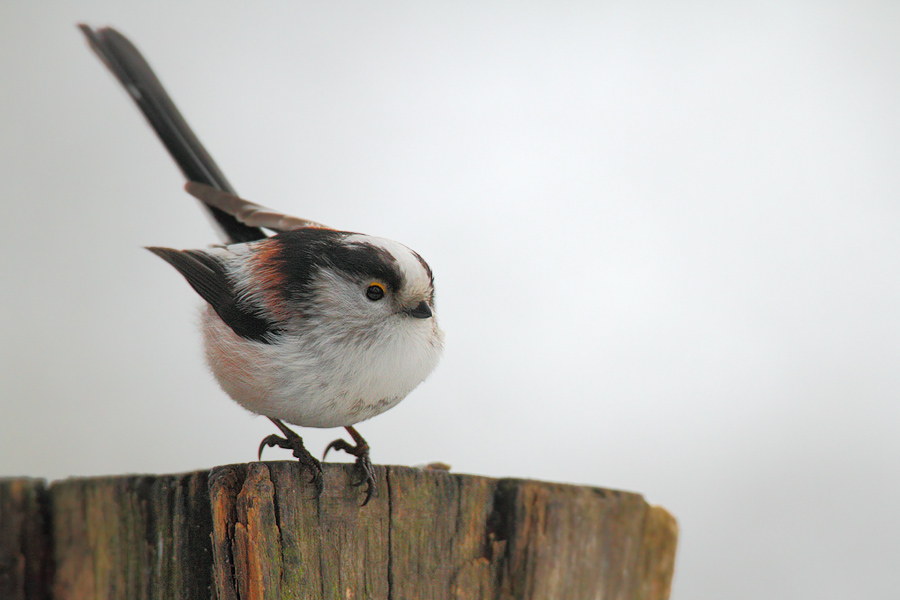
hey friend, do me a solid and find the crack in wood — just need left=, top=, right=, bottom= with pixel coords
left=1, top=466, right=677, bottom=599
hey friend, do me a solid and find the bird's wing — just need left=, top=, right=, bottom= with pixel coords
left=185, top=182, right=330, bottom=233
left=146, top=247, right=281, bottom=342
left=79, top=24, right=267, bottom=244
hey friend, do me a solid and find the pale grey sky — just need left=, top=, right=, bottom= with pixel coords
left=2, top=2, right=899, bottom=598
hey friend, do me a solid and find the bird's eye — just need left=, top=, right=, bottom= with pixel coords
left=366, top=283, right=385, bottom=301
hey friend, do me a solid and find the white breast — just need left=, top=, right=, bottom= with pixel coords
left=201, top=304, right=444, bottom=428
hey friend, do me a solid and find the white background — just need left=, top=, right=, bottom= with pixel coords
left=2, top=2, right=899, bottom=598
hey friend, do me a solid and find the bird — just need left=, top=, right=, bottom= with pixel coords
left=79, top=25, right=444, bottom=505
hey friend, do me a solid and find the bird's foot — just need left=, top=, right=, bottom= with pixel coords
left=258, top=417, right=323, bottom=495
left=324, top=426, right=376, bottom=506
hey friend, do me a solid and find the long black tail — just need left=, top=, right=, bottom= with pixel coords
left=79, top=24, right=267, bottom=244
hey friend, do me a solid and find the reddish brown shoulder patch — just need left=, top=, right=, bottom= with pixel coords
left=248, top=239, right=292, bottom=320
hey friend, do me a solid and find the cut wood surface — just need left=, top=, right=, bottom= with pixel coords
left=1, top=463, right=677, bottom=600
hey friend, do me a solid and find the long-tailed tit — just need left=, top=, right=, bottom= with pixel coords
left=79, top=25, right=444, bottom=504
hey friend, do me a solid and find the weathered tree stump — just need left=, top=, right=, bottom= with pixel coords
left=0, top=478, right=51, bottom=600
left=0, top=463, right=677, bottom=599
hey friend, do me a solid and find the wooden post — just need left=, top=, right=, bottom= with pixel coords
left=0, top=478, right=51, bottom=600
left=1, top=463, right=677, bottom=599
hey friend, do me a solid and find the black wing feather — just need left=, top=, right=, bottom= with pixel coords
left=79, top=24, right=267, bottom=244
left=147, top=247, right=278, bottom=343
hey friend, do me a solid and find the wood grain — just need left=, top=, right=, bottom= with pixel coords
left=1, top=463, right=677, bottom=599
left=0, top=478, right=51, bottom=600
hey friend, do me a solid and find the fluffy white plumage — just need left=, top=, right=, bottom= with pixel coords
left=201, top=234, right=444, bottom=428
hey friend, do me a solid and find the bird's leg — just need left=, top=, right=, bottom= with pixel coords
left=324, top=426, right=376, bottom=505
left=258, top=417, right=323, bottom=495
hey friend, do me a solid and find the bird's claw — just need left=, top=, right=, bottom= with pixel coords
left=258, top=429, right=323, bottom=495
left=323, top=435, right=376, bottom=506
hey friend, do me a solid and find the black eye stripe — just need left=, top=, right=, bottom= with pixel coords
left=275, top=230, right=405, bottom=300
left=342, top=242, right=403, bottom=293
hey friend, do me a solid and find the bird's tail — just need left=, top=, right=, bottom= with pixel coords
left=78, top=24, right=267, bottom=244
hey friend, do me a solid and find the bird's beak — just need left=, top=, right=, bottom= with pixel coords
left=404, top=300, right=432, bottom=319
